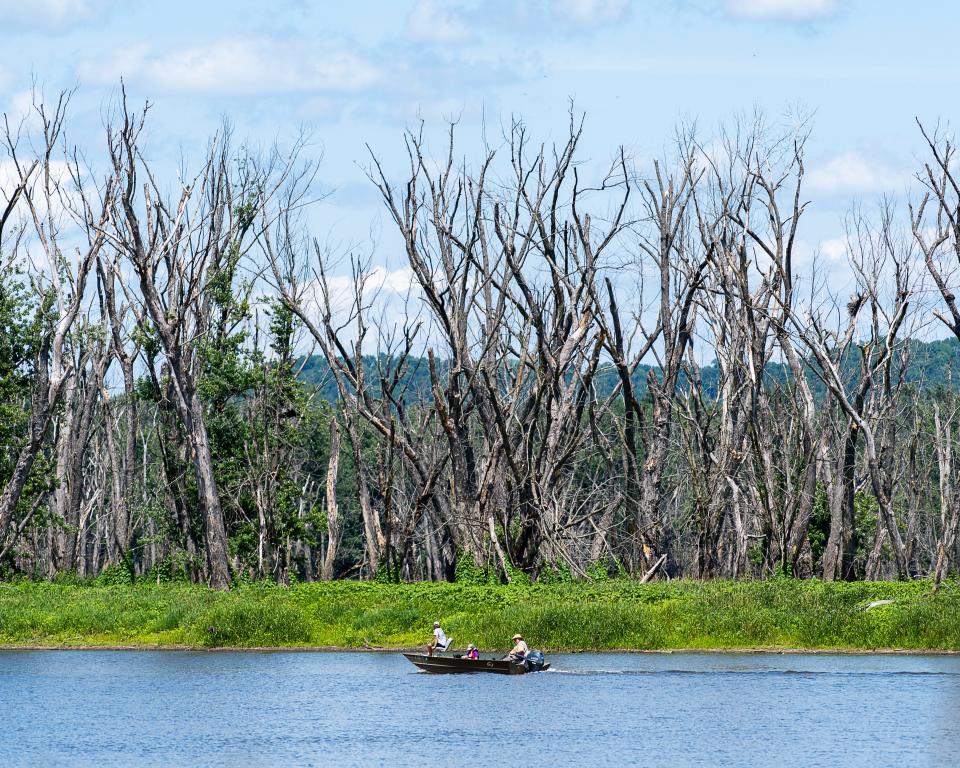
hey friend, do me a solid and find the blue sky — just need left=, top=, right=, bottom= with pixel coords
left=2, top=0, right=957, bottom=289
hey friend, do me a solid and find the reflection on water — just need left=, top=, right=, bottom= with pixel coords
left=1, top=650, right=957, bottom=767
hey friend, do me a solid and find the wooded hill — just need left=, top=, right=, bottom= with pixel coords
left=299, top=336, right=960, bottom=404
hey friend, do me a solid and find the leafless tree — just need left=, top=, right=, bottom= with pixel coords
left=794, top=208, right=915, bottom=580
left=0, top=92, right=114, bottom=559
left=913, top=122, right=960, bottom=585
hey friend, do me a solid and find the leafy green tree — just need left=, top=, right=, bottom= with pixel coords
left=0, top=261, right=53, bottom=568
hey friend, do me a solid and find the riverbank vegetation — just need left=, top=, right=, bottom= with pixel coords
left=1, top=580, right=958, bottom=651
left=4, top=89, right=960, bottom=589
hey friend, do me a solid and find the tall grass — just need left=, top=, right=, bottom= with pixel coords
left=0, top=578, right=957, bottom=651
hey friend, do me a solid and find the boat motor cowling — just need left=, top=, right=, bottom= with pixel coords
left=523, top=650, right=545, bottom=671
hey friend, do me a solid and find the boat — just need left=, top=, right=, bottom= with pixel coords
left=403, top=652, right=550, bottom=675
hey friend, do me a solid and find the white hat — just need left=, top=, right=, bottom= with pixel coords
left=433, top=621, right=441, bottom=627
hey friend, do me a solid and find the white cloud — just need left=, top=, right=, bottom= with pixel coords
left=308, top=266, right=416, bottom=311
left=80, top=37, right=380, bottom=96
left=0, top=158, right=92, bottom=277
left=0, top=158, right=80, bottom=221
left=406, top=0, right=472, bottom=43
left=9, top=89, right=34, bottom=116
left=820, top=236, right=847, bottom=262
left=5, top=90, right=43, bottom=132
left=553, top=0, right=629, bottom=27
left=367, top=266, right=417, bottom=296
left=724, top=0, right=842, bottom=21
left=0, top=0, right=112, bottom=28
left=298, top=265, right=420, bottom=346
left=807, top=152, right=904, bottom=195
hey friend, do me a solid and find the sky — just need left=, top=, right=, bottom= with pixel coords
left=2, top=0, right=958, bottom=309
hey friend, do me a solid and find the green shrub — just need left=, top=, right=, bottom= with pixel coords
left=0, top=578, right=957, bottom=651
left=51, top=571, right=85, bottom=586
left=95, top=562, right=135, bottom=587
left=454, top=553, right=497, bottom=585
left=188, top=599, right=311, bottom=647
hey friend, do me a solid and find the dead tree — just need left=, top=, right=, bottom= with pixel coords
left=96, top=252, right=140, bottom=562
left=106, top=98, right=274, bottom=589
left=321, top=417, right=341, bottom=579
left=636, top=148, right=713, bottom=571
left=932, top=401, right=960, bottom=588
left=0, top=92, right=114, bottom=562
left=271, top=116, right=635, bottom=579
left=910, top=123, right=960, bottom=585
left=794, top=209, right=914, bottom=580
left=404, top=119, right=625, bottom=575
left=696, top=120, right=819, bottom=577
left=609, top=138, right=706, bottom=575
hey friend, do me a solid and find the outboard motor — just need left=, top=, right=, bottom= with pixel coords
left=523, top=649, right=545, bottom=672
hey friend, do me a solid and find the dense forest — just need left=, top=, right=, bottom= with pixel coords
left=3, top=91, right=960, bottom=589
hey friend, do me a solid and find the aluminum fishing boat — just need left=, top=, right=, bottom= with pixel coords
left=402, top=652, right=550, bottom=675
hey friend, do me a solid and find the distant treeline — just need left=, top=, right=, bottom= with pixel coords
left=298, top=336, right=960, bottom=404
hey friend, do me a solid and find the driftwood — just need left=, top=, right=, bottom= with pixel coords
left=640, top=554, right=668, bottom=584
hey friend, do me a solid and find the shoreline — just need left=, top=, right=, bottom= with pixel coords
left=2, top=643, right=959, bottom=655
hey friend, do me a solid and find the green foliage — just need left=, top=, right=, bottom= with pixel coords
left=808, top=483, right=831, bottom=568
left=374, top=563, right=402, bottom=584
left=3, top=579, right=956, bottom=651
left=51, top=570, right=86, bottom=586
left=500, top=558, right=531, bottom=586
left=586, top=559, right=608, bottom=581
left=854, top=491, right=879, bottom=540
left=853, top=490, right=883, bottom=576
left=536, top=561, right=574, bottom=584
left=296, top=336, right=960, bottom=407
left=454, top=553, right=499, bottom=585
left=0, top=578, right=960, bottom=650
left=0, top=259, right=54, bottom=563
left=586, top=558, right=622, bottom=581
left=95, top=558, right=136, bottom=587
left=188, top=596, right=311, bottom=647
left=146, top=553, right=192, bottom=585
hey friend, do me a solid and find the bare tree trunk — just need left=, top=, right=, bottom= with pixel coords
left=933, top=405, right=960, bottom=589
left=0, top=351, right=53, bottom=550
left=188, top=392, right=232, bottom=587
left=822, top=418, right=859, bottom=581
left=321, top=418, right=341, bottom=580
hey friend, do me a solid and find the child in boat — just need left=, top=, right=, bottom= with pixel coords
left=465, top=643, right=480, bottom=660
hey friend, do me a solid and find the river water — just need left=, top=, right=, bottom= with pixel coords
left=1, top=650, right=957, bottom=767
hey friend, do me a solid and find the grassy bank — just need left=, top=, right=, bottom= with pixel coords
left=0, top=579, right=958, bottom=652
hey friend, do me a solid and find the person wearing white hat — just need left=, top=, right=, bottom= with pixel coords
left=427, top=621, right=448, bottom=656
left=504, top=633, right=528, bottom=662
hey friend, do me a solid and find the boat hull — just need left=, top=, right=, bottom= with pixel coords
left=403, top=653, right=550, bottom=675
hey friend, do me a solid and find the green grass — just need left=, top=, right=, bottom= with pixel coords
left=0, top=578, right=957, bottom=651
